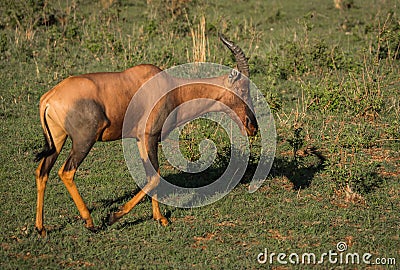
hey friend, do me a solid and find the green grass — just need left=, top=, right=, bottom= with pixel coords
left=1, top=0, right=399, bottom=269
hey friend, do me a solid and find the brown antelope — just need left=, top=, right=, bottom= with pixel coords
left=34, top=34, right=258, bottom=236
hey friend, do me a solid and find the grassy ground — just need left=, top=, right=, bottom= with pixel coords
left=1, top=0, right=399, bottom=269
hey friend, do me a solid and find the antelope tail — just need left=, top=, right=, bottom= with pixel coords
left=34, top=105, right=56, bottom=162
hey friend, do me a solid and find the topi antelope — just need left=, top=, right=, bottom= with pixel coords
left=34, top=33, right=258, bottom=236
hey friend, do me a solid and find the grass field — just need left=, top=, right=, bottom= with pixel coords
left=1, top=0, right=399, bottom=269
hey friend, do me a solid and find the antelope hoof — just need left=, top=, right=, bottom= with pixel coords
left=158, top=217, right=169, bottom=227
left=107, top=212, right=121, bottom=226
left=36, top=227, right=47, bottom=237
left=86, top=225, right=98, bottom=233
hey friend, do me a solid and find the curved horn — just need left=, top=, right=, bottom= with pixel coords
left=219, top=33, right=249, bottom=77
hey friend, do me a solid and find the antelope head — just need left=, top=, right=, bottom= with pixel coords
left=219, top=33, right=258, bottom=136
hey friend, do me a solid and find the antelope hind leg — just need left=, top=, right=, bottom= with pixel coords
left=35, top=129, right=66, bottom=237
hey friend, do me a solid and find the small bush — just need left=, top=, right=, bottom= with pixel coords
left=374, top=11, right=400, bottom=60
left=326, top=153, right=383, bottom=194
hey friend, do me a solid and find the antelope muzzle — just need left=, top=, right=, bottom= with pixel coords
left=244, top=111, right=258, bottom=137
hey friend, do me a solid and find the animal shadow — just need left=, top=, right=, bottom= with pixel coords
left=243, top=146, right=326, bottom=190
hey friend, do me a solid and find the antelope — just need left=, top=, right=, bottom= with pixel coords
left=34, top=34, right=258, bottom=236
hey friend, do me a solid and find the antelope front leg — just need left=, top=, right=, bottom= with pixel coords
left=108, top=175, right=159, bottom=225
left=139, top=138, right=168, bottom=226
left=108, top=175, right=168, bottom=226
left=152, top=195, right=168, bottom=226
left=108, top=138, right=168, bottom=226
left=107, top=175, right=169, bottom=226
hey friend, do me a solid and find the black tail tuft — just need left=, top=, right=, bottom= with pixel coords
left=34, top=135, right=56, bottom=162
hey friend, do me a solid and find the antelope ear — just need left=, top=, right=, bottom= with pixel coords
left=228, top=69, right=240, bottom=84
